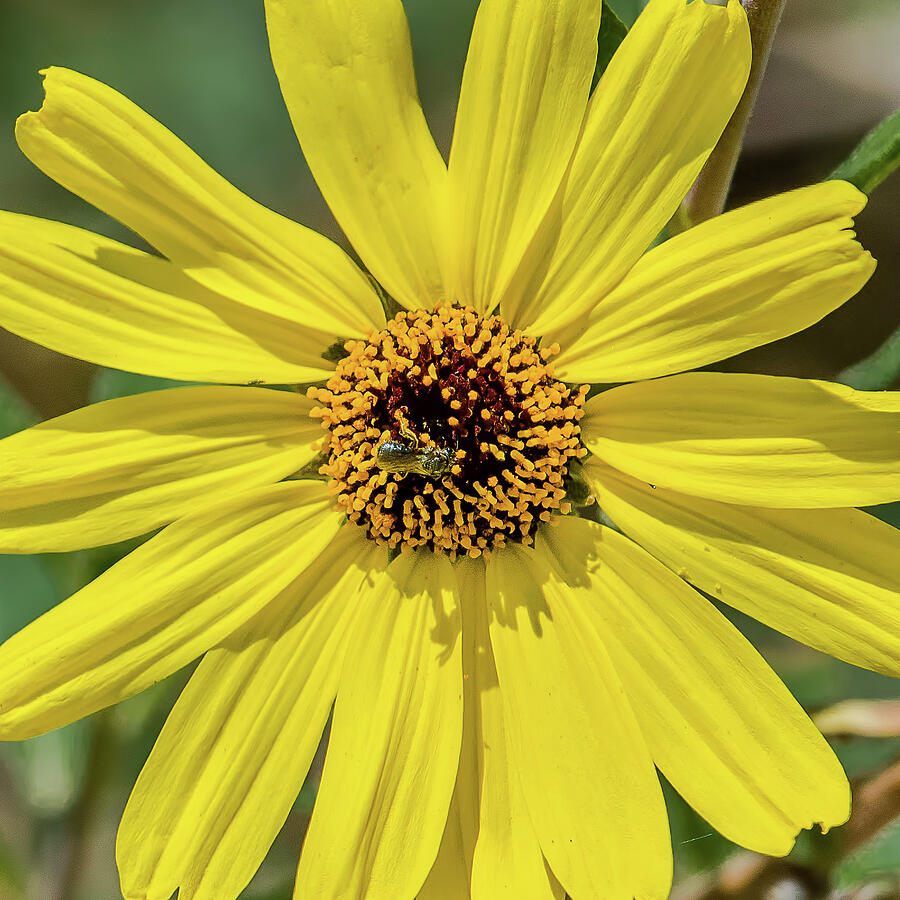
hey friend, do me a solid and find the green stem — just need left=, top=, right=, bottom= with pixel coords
left=827, top=108, right=900, bottom=194
left=678, top=0, right=787, bottom=229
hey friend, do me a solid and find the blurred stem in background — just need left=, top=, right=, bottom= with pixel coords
left=676, top=0, right=787, bottom=230
left=56, top=714, right=116, bottom=900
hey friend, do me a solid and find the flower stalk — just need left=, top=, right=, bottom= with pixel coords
left=676, top=0, right=788, bottom=230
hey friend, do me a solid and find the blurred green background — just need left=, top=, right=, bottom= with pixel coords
left=1, top=1, right=898, bottom=898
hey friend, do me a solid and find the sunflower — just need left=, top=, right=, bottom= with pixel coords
left=1, top=0, right=898, bottom=897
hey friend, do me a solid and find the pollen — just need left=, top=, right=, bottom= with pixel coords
left=309, top=305, right=587, bottom=557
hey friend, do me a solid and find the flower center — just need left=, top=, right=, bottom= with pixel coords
left=309, top=305, right=586, bottom=557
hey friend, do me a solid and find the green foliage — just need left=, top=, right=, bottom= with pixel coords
left=88, top=367, right=194, bottom=404
left=592, top=2, right=629, bottom=91
left=606, top=0, right=644, bottom=27
left=831, top=735, right=900, bottom=779
left=834, top=819, right=900, bottom=893
left=832, top=111, right=900, bottom=391
left=829, top=108, right=900, bottom=194
left=0, top=554, right=58, bottom=641
left=838, top=325, right=900, bottom=392
left=866, top=502, right=900, bottom=529
left=0, top=374, right=35, bottom=439
left=664, top=779, right=737, bottom=877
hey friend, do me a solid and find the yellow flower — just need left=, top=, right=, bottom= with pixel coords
left=0, top=0, right=897, bottom=898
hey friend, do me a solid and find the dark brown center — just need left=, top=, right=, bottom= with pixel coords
left=309, top=304, right=586, bottom=557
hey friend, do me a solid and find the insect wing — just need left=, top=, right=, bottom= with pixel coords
left=375, top=442, right=452, bottom=479
left=376, top=441, right=421, bottom=475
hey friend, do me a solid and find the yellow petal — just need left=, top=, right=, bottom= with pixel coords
left=583, top=373, right=900, bottom=508
left=465, top=560, right=562, bottom=900
left=449, top=0, right=600, bottom=315
left=486, top=539, right=672, bottom=900
left=418, top=792, right=472, bottom=900
left=117, top=527, right=383, bottom=900
left=553, top=182, right=875, bottom=382
left=265, top=0, right=448, bottom=311
left=16, top=67, right=383, bottom=339
left=539, top=517, right=850, bottom=857
left=0, top=482, right=344, bottom=740
left=294, top=550, right=463, bottom=900
left=0, top=212, right=345, bottom=384
left=420, top=563, right=481, bottom=900
left=586, top=460, right=900, bottom=677
left=508, top=0, right=750, bottom=334
left=0, top=386, right=318, bottom=552
left=420, top=557, right=561, bottom=900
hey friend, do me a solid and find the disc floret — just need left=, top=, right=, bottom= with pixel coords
left=309, top=305, right=587, bottom=557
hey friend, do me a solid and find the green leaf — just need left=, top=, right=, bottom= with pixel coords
left=0, top=375, right=37, bottom=439
left=828, top=108, right=900, bottom=194
left=606, top=0, right=643, bottom=28
left=661, top=777, right=736, bottom=875
left=833, top=817, right=900, bottom=892
left=865, top=502, right=900, bottom=530
left=832, top=736, right=900, bottom=781
left=837, top=322, right=900, bottom=391
left=0, top=556, right=59, bottom=641
left=591, top=1, right=628, bottom=91
left=88, top=368, right=195, bottom=404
